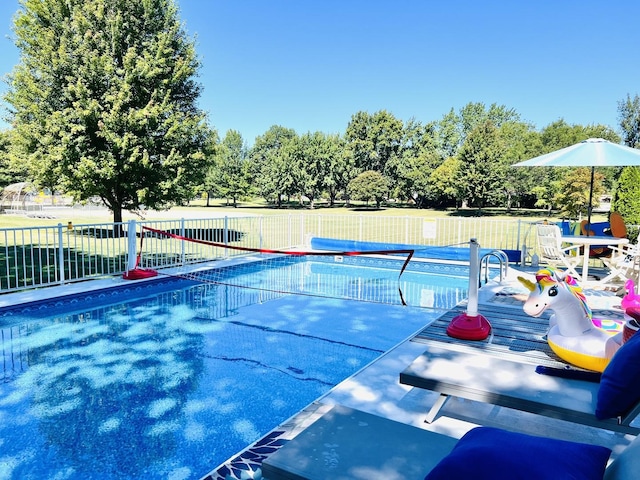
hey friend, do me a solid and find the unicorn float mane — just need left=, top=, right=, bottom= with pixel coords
left=535, top=268, right=592, bottom=321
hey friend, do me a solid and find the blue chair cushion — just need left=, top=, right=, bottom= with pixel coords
left=557, top=220, right=573, bottom=235
left=596, top=329, right=640, bottom=419
left=425, top=427, right=611, bottom=480
left=582, top=221, right=612, bottom=236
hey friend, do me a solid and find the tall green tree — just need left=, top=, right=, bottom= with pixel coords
left=387, top=118, right=443, bottom=207
left=347, top=170, right=388, bottom=208
left=430, top=157, right=462, bottom=208
left=615, top=95, right=640, bottom=227
left=614, top=95, right=640, bottom=229
left=459, top=102, right=520, bottom=140
left=248, top=125, right=297, bottom=206
left=211, top=130, right=250, bottom=207
left=613, top=167, right=640, bottom=226
left=390, top=151, right=434, bottom=207
left=436, top=108, right=462, bottom=159
left=323, top=134, right=352, bottom=206
left=618, top=94, right=640, bottom=148
left=279, top=134, right=307, bottom=207
left=555, top=167, right=604, bottom=219
left=0, top=129, right=29, bottom=188
left=5, top=0, right=210, bottom=224
left=292, top=131, right=338, bottom=209
left=436, top=102, right=520, bottom=160
left=499, top=121, right=541, bottom=210
left=200, top=129, right=221, bottom=206
left=457, top=120, right=507, bottom=210
left=345, top=110, right=403, bottom=174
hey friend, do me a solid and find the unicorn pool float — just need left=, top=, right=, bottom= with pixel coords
left=518, top=267, right=624, bottom=372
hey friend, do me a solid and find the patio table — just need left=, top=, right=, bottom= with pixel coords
left=560, top=235, right=628, bottom=284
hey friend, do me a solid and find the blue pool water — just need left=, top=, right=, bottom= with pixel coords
left=0, top=256, right=468, bottom=479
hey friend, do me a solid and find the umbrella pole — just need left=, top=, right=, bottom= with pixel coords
left=586, top=166, right=595, bottom=235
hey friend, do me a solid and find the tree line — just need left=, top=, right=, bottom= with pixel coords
left=1, top=0, right=640, bottom=225
left=205, top=107, right=633, bottom=216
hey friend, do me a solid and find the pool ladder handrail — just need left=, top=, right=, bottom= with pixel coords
left=479, top=249, right=508, bottom=285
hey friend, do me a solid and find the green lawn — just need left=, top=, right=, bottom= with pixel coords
left=0, top=201, right=608, bottom=227
left=0, top=197, right=612, bottom=228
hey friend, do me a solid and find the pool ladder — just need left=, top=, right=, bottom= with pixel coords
left=479, top=249, right=508, bottom=285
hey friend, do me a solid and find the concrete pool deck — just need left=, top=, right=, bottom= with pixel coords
left=204, top=265, right=636, bottom=479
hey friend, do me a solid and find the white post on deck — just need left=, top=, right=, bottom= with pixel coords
left=467, top=238, right=480, bottom=317
left=444, top=237, right=491, bottom=341
left=127, top=220, right=138, bottom=271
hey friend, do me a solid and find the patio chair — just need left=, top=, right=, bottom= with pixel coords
left=599, top=240, right=640, bottom=286
left=609, top=212, right=627, bottom=239
left=580, top=220, right=613, bottom=257
left=536, top=224, right=582, bottom=277
left=580, top=212, right=627, bottom=258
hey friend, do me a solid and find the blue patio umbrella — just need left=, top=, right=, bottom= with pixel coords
left=512, top=138, right=640, bottom=227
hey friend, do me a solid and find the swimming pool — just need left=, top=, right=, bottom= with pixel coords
left=0, top=256, right=468, bottom=479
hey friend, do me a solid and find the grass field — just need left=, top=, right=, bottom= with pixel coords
left=0, top=198, right=610, bottom=228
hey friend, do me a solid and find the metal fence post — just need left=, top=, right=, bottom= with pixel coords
left=57, top=223, right=65, bottom=285
left=223, top=216, right=229, bottom=257
left=180, top=218, right=186, bottom=264
left=405, top=216, right=409, bottom=244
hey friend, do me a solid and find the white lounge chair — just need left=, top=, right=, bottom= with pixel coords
left=535, top=224, right=582, bottom=277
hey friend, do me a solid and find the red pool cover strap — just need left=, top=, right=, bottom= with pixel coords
left=141, top=226, right=415, bottom=305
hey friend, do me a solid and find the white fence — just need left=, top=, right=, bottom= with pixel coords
left=0, top=214, right=537, bottom=294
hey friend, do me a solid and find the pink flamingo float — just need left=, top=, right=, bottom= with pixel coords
left=621, top=278, right=640, bottom=312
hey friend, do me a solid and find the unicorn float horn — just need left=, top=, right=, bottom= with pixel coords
left=518, top=276, right=535, bottom=292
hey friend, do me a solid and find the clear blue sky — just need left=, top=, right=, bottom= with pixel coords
left=1, top=0, right=640, bottom=144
